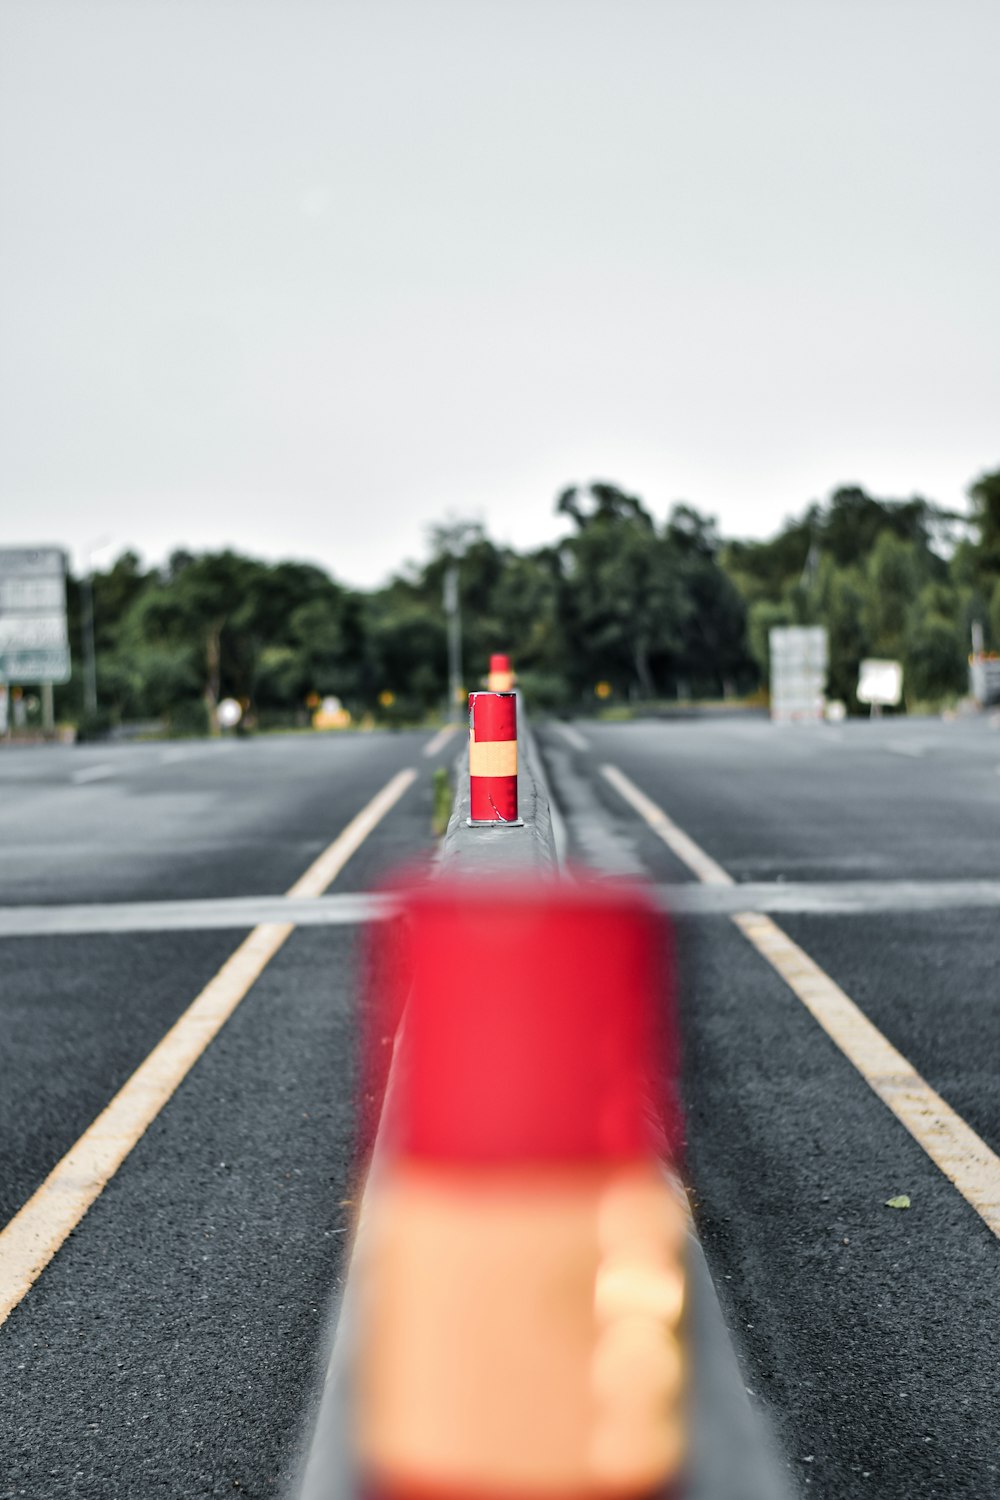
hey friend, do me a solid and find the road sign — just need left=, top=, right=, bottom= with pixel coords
left=970, top=654, right=1000, bottom=707
left=769, top=626, right=828, bottom=721
left=857, top=658, right=903, bottom=707
left=217, top=697, right=243, bottom=728
left=0, top=547, right=70, bottom=684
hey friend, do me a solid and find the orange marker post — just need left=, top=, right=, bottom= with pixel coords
left=487, top=653, right=515, bottom=692
left=357, top=878, right=689, bottom=1500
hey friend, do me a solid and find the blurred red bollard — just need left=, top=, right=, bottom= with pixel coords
left=357, top=878, right=688, bottom=1500
left=487, top=653, right=514, bottom=691
left=468, top=690, right=520, bottom=825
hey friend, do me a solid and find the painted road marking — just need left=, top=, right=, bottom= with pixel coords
left=0, top=766, right=418, bottom=1328
left=0, top=891, right=393, bottom=938
left=287, top=769, right=417, bottom=896
left=601, top=764, right=732, bottom=886
left=731, top=913, right=1000, bottom=1237
left=886, top=740, right=927, bottom=759
left=653, top=879, right=1000, bottom=916
left=601, top=763, right=1000, bottom=1242
left=5, top=877, right=1000, bottom=939
left=159, top=745, right=225, bottom=764
left=554, top=723, right=589, bottom=753
left=423, top=725, right=459, bottom=758
left=71, top=764, right=115, bottom=784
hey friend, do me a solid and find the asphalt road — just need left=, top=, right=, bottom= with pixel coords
left=1, top=716, right=998, bottom=1498
left=536, top=713, right=1000, bottom=1500
left=0, top=730, right=448, bottom=1499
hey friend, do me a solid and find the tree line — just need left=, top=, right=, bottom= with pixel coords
left=52, top=468, right=1000, bottom=733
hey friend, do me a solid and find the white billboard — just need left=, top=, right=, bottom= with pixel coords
left=769, top=626, right=828, bottom=721
left=0, top=547, right=71, bottom=684
left=857, top=658, right=903, bottom=708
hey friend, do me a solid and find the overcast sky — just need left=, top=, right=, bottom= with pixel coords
left=1, top=0, right=998, bottom=585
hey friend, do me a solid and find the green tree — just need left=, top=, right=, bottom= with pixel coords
left=989, top=578, right=1000, bottom=655
left=554, top=483, right=686, bottom=698
left=904, top=583, right=967, bottom=704
left=746, top=599, right=796, bottom=681
left=815, top=560, right=869, bottom=707
left=862, top=532, right=921, bottom=661
left=123, top=551, right=262, bottom=732
left=969, top=469, right=1000, bottom=584
left=664, top=506, right=751, bottom=695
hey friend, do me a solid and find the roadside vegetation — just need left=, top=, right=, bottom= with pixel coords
left=51, top=468, right=1000, bottom=734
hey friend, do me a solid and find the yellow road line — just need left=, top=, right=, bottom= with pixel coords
left=732, top=913, right=1000, bottom=1235
left=287, top=769, right=418, bottom=897
left=0, top=767, right=418, bottom=1328
left=601, top=763, right=732, bottom=887
left=601, top=763, right=1000, bottom=1241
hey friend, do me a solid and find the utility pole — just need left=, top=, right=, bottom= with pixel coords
left=81, top=538, right=111, bottom=720
left=81, top=567, right=98, bottom=717
left=443, top=564, right=463, bottom=722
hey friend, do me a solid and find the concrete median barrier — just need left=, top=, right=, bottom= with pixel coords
left=294, top=703, right=790, bottom=1500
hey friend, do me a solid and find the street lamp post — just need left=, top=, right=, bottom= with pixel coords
left=443, top=564, right=463, bottom=723
left=81, top=569, right=98, bottom=718
left=81, top=538, right=111, bottom=720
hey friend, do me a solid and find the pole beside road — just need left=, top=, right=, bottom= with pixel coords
left=443, top=565, right=463, bottom=723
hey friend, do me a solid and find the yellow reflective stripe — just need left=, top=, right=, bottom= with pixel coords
left=469, top=738, right=518, bottom=777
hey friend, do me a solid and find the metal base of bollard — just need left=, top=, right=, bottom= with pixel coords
left=465, top=817, right=525, bottom=828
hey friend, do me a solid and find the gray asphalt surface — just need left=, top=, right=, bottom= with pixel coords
left=2, top=718, right=998, bottom=1499
left=536, top=714, right=1000, bottom=1500
left=0, top=730, right=445, bottom=1498
left=0, top=731, right=437, bottom=906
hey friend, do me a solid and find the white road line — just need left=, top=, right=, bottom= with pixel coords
left=886, top=740, right=926, bottom=758
left=602, top=762, right=1000, bottom=1242
left=71, top=764, right=115, bottom=784
left=161, top=742, right=238, bottom=764
left=0, top=766, right=418, bottom=1328
left=422, top=724, right=460, bottom=758
left=5, top=876, right=1000, bottom=939
left=160, top=746, right=201, bottom=764
left=0, top=891, right=394, bottom=938
left=553, top=723, right=589, bottom=752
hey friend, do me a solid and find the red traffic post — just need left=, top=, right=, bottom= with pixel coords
left=357, top=877, right=688, bottom=1499
left=487, top=652, right=514, bottom=692
left=468, top=689, right=522, bottom=826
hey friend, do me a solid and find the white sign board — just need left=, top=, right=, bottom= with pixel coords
left=217, top=697, right=243, bottom=728
left=0, top=547, right=71, bottom=684
left=970, top=655, right=1000, bottom=707
left=769, top=626, right=828, bottom=721
left=857, top=658, right=903, bottom=707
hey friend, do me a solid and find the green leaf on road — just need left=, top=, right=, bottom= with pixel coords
left=885, top=1194, right=911, bottom=1209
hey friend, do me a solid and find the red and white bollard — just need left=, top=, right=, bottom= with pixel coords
left=487, top=652, right=514, bottom=692
left=468, top=689, right=522, bottom=826
left=356, top=877, right=688, bottom=1500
